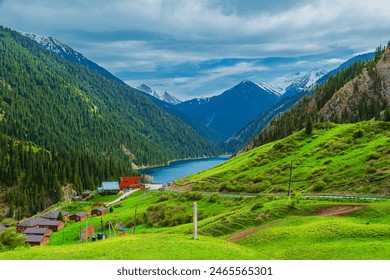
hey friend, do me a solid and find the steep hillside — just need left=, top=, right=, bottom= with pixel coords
left=175, top=80, right=280, bottom=139
left=0, top=26, right=221, bottom=166
left=175, top=122, right=390, bottom=195
left=246, top=45, right=389, bottom=152
left=22, top=32, right=126, bottom=85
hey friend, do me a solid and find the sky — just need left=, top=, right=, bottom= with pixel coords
left=0, top=0, right=389, bottom=100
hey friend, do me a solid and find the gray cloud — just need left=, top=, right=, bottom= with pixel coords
left=0, top=0, right=389, bottom=99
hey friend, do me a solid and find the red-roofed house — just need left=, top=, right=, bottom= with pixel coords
left=119, top=176, right=142, bottom=190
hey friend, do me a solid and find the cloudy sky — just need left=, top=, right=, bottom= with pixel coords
left=1, top=0, right=389, bottom=100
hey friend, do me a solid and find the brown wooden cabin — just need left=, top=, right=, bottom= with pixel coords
left=70, top=211, right=88, bottom=222
left=91, top=207, right=108, bottom=216
left=79, top=225, right=95, bottom=240
left=17, top=218, right=64, bottom=233
left=25, top=235, right=50, bottom=246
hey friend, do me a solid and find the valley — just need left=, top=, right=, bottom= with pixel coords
left=0, top=24, right=389, bottom=261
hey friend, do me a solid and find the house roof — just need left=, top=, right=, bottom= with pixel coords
left=23, top=227, right=50, bottom=235
left=94, top=207, right=108, bottom=212
left=0, top=225, right=7, bottom=231
left=25, top=235, right=47, bottom=243
left=99, top=181, right=120, bottom=191
left=72, top=211, right=88, bottom=217
left=42, top=211, right=70, bottom=219
left=18, top=218, right=62, bottom=228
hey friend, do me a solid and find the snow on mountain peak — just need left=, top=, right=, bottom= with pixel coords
left=137, top=84, right=182, bottom=105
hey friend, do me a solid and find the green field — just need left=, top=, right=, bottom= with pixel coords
left=1, top=190, right=389, bottom=260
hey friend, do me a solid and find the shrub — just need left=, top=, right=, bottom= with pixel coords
left=0, top=229, right=27, bottom=251
left=208, top=192, right=220, bottom=203
left=366, top=152, right=380, bottom=161
left=353, top=129, right=365, bottom=139
left=312, top=180, right=327, bottom=192
left=144, top=203, right=191, bottom=227
left=180, top=191, right=203, bottom=201
left=251, top=202, right=264, bottom=210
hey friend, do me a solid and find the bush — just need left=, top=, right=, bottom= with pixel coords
left=144, top=203, right=191, bottom=227
left=312, top=180, right=327, bottom=192
left=251, top=202, right=264, bottom=210
left=180, top=191, right=203, bottom=201
left=208, top=192, right=220, bottom=203
left=353, top=129, right=365, bottom=139
left=0, top=229, right=27, bottom=251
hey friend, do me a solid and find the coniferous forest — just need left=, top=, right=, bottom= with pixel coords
left=0, top=26, right=221, bottom=218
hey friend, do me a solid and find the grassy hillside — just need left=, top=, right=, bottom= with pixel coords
left=1, top=190, right=389, bottom=260
left=176, top=121, right=390, bottom=195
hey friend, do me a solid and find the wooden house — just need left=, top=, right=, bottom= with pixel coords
left=91, top=207, right=108, bottom=216
left=42, top=211, right=70, bottom=221
left=70, top=211, right=88, bottom=222
left=81, top=190, right=93, bottom=199
left=25, top=235, right=50, bottom=246
left=97, top=182, right=120, bottom=194
left=17, top=218, right=64, bottom=233
left=23, top=227, right=52, bottom=237
left=79, top=225, right=95, bottom=240
left=119, top=176, right=142, bottom=190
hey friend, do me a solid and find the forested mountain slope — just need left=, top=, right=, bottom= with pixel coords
left=0, top=26, right=221, bottom=167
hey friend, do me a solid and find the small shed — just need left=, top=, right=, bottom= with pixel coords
left=16, top=218, right=41, bottom=233
left=17, top=218, right=64, bottom=232
left=81, top=190, right=93, bottom=199
left=91, top=207, right=108, bottom=216
left=23, top=227, right=52, bottom=237
left=98, top=182, right=120, bottom=194
left=42, top=211, right=70, bottom=221
left=70, top=211, right=88, bottom=222
left=79, top=225, right=95, bottom=240
left=25, top=235, right=50, bottom=246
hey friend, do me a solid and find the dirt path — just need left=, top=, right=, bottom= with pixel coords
left=316, top=205, right=366, bottom=216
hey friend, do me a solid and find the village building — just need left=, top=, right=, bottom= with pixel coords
left=81, top=190, right=93, bottom=199
left=97, top=181, right=120, bottom=194
left=17, top=218, right=65, bottom=232
left=23, top=227, right=52, bottom=237
left=25, top=235, right=50, bottom=246
left=79, top=225, right=94, bottom=240
left=119, top=176, right=143, bottom=190
left=69, top=211, right=88, bottom=222
left=91, top=207, right=108, bottom=216
left=0, top=225, right=7, bottom=232
left=42, top=211, right=70, bottom=221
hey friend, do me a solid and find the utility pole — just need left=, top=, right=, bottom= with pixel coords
left=288, top=160, right=293, bottom=199
left=193, top=202, right=198, bottom=240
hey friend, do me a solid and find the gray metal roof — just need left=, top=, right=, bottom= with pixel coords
left=23, top=227, right=50, bottom=235
left=99, top=181, right=120, bottom=191
left=25, top=235, right=46, bottom=243
left=18, top=218, right=62, bottom=227
left=42, top=211, right=70, bottom=219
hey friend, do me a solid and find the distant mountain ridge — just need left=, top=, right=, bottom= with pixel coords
left=21, top=32, right=126, bottom=85
left=175, top=80, right=281, bottom=139
left=136, top=84, right=182, bottom=105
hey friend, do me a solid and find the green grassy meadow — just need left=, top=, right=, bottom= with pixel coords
left=1, top=190, right=389, bottom=260
left=178, top=122, right=390, bottom=195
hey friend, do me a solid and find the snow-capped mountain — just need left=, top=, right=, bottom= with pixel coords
left=276, top=69, right=327, bottom=98
left=137, top=84, right=182, bottom=105
left=175, top=80, right=280, bottom=138
left=21, top=32, right=125, bottom=85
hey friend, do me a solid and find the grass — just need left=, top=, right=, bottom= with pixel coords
left=179, top=122, right=390, bottom=195
left=2, top=192, right=389, bottom=260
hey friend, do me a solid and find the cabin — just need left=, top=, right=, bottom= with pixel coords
left=119, top=176, right=143, bottom=190
left=42, top=211, right=70, bottom=221
left=69, top=211, right=88, bottom=222
left=81, top=190, right=93, bottom=199
left=25, top=235, right=50, bottom=246
left=79, top=225, right=94, bottom=240
left=17, top=218, right=65, bottom=232
left=97, top=182, right=120, bottom=194
left=23, top=227, right=52, bottom=237
left=0, top=225, right=7, bottom=232
left=91, top=207, right=108, bottom=216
